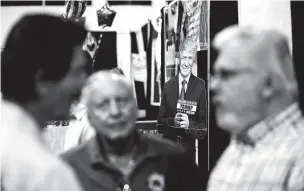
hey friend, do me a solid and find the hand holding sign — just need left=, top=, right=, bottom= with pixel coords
left=175, top=99, right=196, bottom=129
left=179, top=113, right=189, bottom=129
left=174, top=112, right=189, bottom=129
left=174, top=113, right=182, bottom=127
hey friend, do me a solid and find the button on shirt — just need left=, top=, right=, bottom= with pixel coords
left=178, top=73, right=190, bottom=96
left=208, top=103, right=304, bottom=191
left=1, top=100, right=84, bottom=191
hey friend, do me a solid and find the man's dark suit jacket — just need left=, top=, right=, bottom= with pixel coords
left=157, top=73, right=207, bottom=140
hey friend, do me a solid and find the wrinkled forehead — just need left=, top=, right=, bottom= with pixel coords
left=82, top=72, right=132, bottom=101
left=89, top=78, right=133, bottom=100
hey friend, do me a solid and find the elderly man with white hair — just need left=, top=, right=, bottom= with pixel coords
left=62, top=71, right=201, bottom=191
left=63, top=68, right=125, bottom=151
left=208, top=25, right=304, bottom=191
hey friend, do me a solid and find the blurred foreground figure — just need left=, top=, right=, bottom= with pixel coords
left=208, top=26, right=304, bottom=191
left=62, top=71, right=201, bottom=191
left=1, top=14, right=91, bottom=191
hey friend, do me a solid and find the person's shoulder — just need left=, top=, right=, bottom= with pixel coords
left=61, top=139, right=90, bottom=162
left=44, top=155, right=76, bottom=175
left=25, top=146, right=79, bottom=183
left=142, top=134, right=185, bottom=155
left=192, top=75, right=205, bottom=85
left=164, top=76, right=177, bottom=87
left=36, top=157, right=84, bottom=191
left=294, top=116, right=304, bottom=137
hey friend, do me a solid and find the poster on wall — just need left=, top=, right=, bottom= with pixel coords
left=199, top=0, right=209, bottom=50
left=163, top=0, right=181, bottom=83
left=150, top=16, right=162, bottom=106
left=181, top=0, right=209, bottom=51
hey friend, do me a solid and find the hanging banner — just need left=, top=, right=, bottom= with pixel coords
left=199, top=0, right=209, bottom=50
left=182, top=0, right=209, bottom=51
left=150, top=16, right=162, bottom=106
left=163, top=1, right=181, bottom=82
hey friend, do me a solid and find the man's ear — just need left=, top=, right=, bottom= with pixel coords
left=35, top=69, right=54, bottom=97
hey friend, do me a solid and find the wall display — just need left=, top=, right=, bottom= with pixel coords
left=96, top=2, right=116, bottom=27
left=131, top=21, right=155, bottom=117
left=163, top=1, right=181, bottom=82
left=162, top=0, right=209, bottom=83
left=150, top=16, right=162, bottom=106
left=60, top=0, right=88, bottom=24
left=181, top=0, right=209, bottom=51
left=199, top=0, right=209, bottom=50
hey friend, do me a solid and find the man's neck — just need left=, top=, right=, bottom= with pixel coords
left=236, top=97, right=295, bottom=140
left=264, top=98, right=295, bottom=120
left=100, top=132, right=137, bottom=158
left=179, top=73, right=190, bottom=80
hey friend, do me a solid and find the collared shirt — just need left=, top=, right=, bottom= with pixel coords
left=62, top=133, right=201, bottom=191
left=1, top=100, right=84, bottom=191
left=208, top=102, right=304, bottom=191
left=64, top=114, right=96, bottom=151
left=178, top=73, right=191, bottom=96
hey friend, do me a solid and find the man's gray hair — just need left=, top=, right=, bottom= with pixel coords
left=80, top=70, right=131, bottom=105
left=213, top=25, right=298, bottom=99
left=180, top=38, right=197, bottom=51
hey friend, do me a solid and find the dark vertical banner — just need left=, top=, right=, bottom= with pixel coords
left=163, top=1, right=180, bottom=82
left=93, top=32, right=118, bottom=71
left=150, top=19, right=162, bottom=106
left=291, top=1, right=304, bottom=115
left=207, top=0, right=238, bottom=185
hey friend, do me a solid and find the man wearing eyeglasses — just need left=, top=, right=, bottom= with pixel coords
left=157, top=38, right=207, bottom=163
left=208, top=25, right=304, bottom=191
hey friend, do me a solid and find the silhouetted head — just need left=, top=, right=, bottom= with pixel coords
left=2, top=14, right=92, bottom=121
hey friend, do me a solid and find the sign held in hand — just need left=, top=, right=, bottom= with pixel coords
left=176, top=99, right=197, bottom=115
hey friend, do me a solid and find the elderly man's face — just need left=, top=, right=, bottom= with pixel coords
left=211, top=43, right=266, bottom=135
left=180, top=49, right=195, bottom=78
left=87, top=77, right=138, bottom=140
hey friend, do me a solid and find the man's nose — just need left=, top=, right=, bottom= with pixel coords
left=210, top=76, right=220, bottom=96
left=183, top=59, right=191, bottom=66
left=109, top=100, right=121, bottom=116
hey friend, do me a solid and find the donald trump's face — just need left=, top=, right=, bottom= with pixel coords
left=180, top=49, right=195, bottom=78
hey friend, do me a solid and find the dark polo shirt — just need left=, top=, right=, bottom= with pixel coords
left=61, top=133, right=201, bottom=191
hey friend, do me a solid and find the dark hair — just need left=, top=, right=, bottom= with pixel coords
left=1, top=14, right=88, bottom=104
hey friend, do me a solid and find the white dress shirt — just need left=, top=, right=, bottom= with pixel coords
left=1, top=100, right=84, bottom=191
left=178, top=73, right=191, bottom=96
